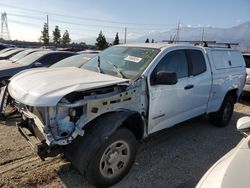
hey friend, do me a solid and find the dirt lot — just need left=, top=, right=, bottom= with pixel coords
left=0, top=98, right=250, bottom=188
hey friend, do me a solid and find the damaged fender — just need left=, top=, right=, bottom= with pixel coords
left=64, top=110, right=142, bottom=172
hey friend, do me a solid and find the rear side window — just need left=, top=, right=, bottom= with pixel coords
left=243, top=55, right=250, bottom=68
left=188, top=50, right=206, bottom=76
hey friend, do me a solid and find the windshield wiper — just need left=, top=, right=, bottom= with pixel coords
left=106, top=60, right=127, bottom=79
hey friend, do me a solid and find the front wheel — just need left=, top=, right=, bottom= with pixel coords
left=209, top=95, right=235, bottom=127
left=85, top=128, right=136, bottom=187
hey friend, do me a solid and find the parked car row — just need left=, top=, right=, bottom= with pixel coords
left=0, top=43, right=249, bottom=187
left=0, top=48, right=24, bottom=60
left=0, top=48, right=98, bottom=118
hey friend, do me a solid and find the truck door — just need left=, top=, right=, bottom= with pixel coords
left=147, top=49, right=192, bottom=134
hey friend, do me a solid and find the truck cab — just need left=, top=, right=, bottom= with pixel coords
left=7, top=42, right=246, bottom=187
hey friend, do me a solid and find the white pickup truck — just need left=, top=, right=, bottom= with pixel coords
left=8, top=42, right=246, bottom=187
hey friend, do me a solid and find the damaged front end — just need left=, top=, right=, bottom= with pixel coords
left=15, top=82, right=143, bottom=159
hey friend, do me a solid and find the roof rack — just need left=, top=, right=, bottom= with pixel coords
left=162, top=40, right=216, bottom=47
left=209, top=42, right=239, bottom=48
left=161, top=40, right=239, bottom=48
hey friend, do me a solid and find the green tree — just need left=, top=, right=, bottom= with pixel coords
left=62, top=30, right=71, bottom=45
left=52, top=25, right=61, bottom=44
left=96, top=31, right=109, bottom=50
left=40, top=23, right=49, bottom=45
left=113, top=32, right=120, bottom=45
left=145, top=38, right=149, bottom=43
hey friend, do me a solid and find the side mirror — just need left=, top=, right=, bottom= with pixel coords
left=237, top=116, right=250, bottom=136
left=33, top=62, right=43, bottom=67
left=152, top=71, right=177, bottom=85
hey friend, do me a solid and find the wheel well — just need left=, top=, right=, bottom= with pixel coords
left=0, top=77, right=10, bottom=87
left=0, top=76, right=10, bottom=82
left=225, top=89, right=238, bottom=103
left=83, top=111, right=144, bottom=141
left=120, top=113, right=144, bottom=140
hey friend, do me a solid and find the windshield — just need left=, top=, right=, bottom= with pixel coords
left=17, top=51, right=49, bottom=65
left=51, top=54, right=95, bottom=68
left=9, top=50, right=34, bottom=62
left=244, top=55, right=250, bottom=68
left=82, top=46, right=159, bottom=79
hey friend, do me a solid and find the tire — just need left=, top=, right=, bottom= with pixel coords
left=209, top=95, right=235, bottom=127
left=85, top=128, right=136, bottom=187
left=0, top=94, right=16, bottom=121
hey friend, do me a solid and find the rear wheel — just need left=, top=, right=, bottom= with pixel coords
left=209, top=95, right=235, bottom=127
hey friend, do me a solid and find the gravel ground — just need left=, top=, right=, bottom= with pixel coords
left=0, top=97, right=250, bottom=188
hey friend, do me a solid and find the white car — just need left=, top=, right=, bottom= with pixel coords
left=196, top=116, right=250, bottom=188
left=8, top=42, right=246, bottom=187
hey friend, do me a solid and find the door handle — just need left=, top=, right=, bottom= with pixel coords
left=184, top=84, right=194, bottom=90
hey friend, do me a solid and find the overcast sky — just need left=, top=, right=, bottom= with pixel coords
left=0, top=0, right=249, bottom=42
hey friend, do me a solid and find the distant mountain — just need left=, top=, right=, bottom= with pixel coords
left=74, top=22, right=250, bottom=51
left=136, top=22, right=250, bottom=51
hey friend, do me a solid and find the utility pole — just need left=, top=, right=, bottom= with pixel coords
left=176, top=21, right=180, bottom=42
left=1, top=12, right=11, bottom=40
left=124, top=27, right=127, bottom=44
left=201, top=27, right=205, bottom=41
left=46, top=15, right=49, bottom=42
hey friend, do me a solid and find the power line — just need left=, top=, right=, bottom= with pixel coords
left=8, top=17, right=124, bottom=34
left=0, top=3, right=175, bottom=27
left=8, top=19, right=41, bottom=27
left=4, top=12, right=169, bottom=32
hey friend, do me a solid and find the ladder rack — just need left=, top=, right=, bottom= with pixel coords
left=161, top=40, right=239, bottom=48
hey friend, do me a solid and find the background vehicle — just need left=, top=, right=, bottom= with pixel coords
left=0, top=43, right=15, bottom=50
left=196, top=116, right=250, bottom=188
left=0, top=48, right=24, bottom=60
left=0, top=50, right=76, bottom=83
left=0, top=48, right=42, bottom=64
left=0, top=48, right=14, bottom=55
left=8, top=42, right=246, bottom=187
left=50, top=53, right=96, bottom=68
left=243, top=53, right=250, bottom=93
left=0, top=53, right=96, bottom=119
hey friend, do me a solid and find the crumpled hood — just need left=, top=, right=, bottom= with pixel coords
left=8, top=67, right=128, bottom=106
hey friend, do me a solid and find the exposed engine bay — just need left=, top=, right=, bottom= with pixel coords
left=17, top=81, right=144, bottom=146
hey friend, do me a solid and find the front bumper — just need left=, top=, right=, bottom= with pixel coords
left=17, top=120, right=61, bottom=160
